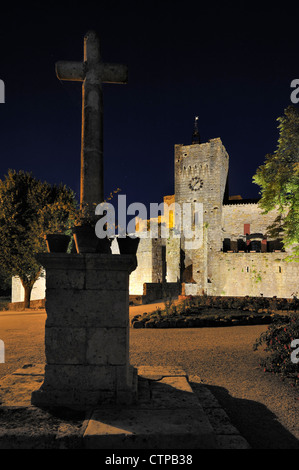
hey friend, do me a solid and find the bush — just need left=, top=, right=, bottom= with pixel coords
left=254, top=314, right=299, bottom=384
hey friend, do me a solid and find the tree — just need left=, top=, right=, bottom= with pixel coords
left=253, top=105, right=299, bottom=260
left=0, top=170, right=77, bottom=307
left=0, top=265, right=11, bottom=295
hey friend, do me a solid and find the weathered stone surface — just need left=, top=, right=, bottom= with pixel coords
left=38, top=253, right=136, bottom=272
left=33, top=253, right=137, bottom=409
left=209, top=252, right=299, bottom=298
left=46, top=269, right=85, bottom=290
left=45, top=288, right=128, bottom=328
left=86, top=328, right=128, bottom=365
left=42, top=364, right=116, bottom=391
left=137, top=366, right=187, bottom=380
left=115, top=365, right=135, bottom=390
left=56, top=31, right=128, bottom=207
left=204, top=407, right=241, bottom=435
left=84, top=407, right=217, bottom=449
left=129, top=237, right=164, bottom=296
left=31, top=388, right=116, bottom=409
left=216, top=434, right=251, bottom=449
left=85, top=270, right=128, bottom=290
left=83, top=372, right=218, bottom=449
left=140, top=377, right=201, bottom=410
left=1, top=366, right=250, bottom=449
left=188, top=376, right=222, bottom=409
left=45, top=327, right=86, bottom=365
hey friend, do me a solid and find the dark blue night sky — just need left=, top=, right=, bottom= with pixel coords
left=0, top=1, right=298, bottom=212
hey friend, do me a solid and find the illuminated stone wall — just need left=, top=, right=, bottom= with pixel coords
left=207, top=252, right=299, bottom=298
left=128, top=237, right=165, bottom=295
left=166, top=233, right=181, bottom=283
left=171, top=136, right=298, bottom=299
left=222, top=203, right=280, bottom=239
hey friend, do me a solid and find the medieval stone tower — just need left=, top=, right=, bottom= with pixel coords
left=174, top=118, right=229, bottom=294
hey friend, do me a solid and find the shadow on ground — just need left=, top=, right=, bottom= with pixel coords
left=205, top=384, right=299, bottom=449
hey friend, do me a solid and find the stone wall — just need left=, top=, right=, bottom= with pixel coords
left=151, top=238, right=165, bottom=284
left=166, top=233, right=181, bottom=282
left=143, top=282, right=181, bottom=303
left=222, top=203, right=280, bottom=239
left=31, top=253, right=137, bottom=409
left=129, top=237, right=165, bottom=295
left=207, top=252, right=299, bottom=298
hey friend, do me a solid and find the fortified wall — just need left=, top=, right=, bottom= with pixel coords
left=222, top=203, right=281, bottom=240
left=208, top=252, right=299, bottom=298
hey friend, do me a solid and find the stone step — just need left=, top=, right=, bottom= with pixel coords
left=83, top=367, right=250, bottom=449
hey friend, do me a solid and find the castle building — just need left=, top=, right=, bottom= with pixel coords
left=11, top=121, right=299, bottom=304
left=129, top=119, right=299, bottom=299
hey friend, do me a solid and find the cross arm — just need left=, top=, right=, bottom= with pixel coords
left=56, top=61, right=86, bottom=82
left=101, top=63, right=128, bottom=84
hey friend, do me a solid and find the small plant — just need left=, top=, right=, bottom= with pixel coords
left=254, top=314, right=299, bottom=385
left=291, top=294, right=299, bottom=312
left=164, top=298, right=177, bottom=316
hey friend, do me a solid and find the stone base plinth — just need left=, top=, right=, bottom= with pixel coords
left=0, top=364, right=251, bottom=449
left=31, top=365, right=138, bottom=410
left=31, top=253, right=137, bottom=410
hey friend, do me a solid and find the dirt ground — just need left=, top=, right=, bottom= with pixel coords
left=0, top=307, right=298, bottom=449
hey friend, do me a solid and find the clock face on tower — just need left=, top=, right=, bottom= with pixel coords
left=189, top=176, right=204, bottom=191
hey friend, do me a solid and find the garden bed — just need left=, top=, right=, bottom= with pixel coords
left=131, top=296, right=297, bottom=329
left=131, top=307, right=287, bottom=329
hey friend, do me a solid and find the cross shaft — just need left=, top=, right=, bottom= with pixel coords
left=56, top=31, right=128, bottom=208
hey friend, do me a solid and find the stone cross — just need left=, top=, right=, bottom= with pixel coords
left=56, top=31, right=128, bottom=207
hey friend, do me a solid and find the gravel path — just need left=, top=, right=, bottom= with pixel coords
left=130, top=325, right=299, bottom=449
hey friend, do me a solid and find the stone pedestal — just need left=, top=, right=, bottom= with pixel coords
left=31, top=253, right=138, bottom=410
